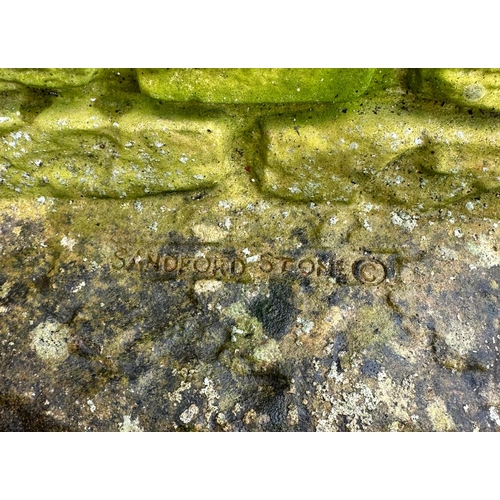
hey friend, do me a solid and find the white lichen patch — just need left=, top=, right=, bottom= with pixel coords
left=390, top=211, right=418, bottom=232
left=31, top=320, right=70, bottom=362
left=60, top=235, right=76, bottom=251
left=466, top=234, right=500, bottom=268
left=489, top=406, right=500, bottom=426
left=438, top=246, right=459, bottom=261
left=316, top=382, right=379, bottom=432
left=71, top=281, right=86, bottom=293
left=180, top=404, right=199, bottom=424
left=168, top=381, right=191, bottom=405
left=119, top=415, right=143, bottom=432
left=297, top=316, right=314, bottom=335
left=463, top=83, right=486, bottom=102
left=194, top=280, right=223, bottom=295
left=201, top=378, right=219, bottom=423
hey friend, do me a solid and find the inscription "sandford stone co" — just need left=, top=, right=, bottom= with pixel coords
left=113, top=247, right=395, bottom=285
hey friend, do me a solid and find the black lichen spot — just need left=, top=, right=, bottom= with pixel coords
left=249, top=282, right=296, bottom=340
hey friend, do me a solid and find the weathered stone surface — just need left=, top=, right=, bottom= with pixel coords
left=1, top=69, right=500, bottom=432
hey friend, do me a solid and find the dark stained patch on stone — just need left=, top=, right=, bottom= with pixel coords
left=249, top=282, right=296, bottom=340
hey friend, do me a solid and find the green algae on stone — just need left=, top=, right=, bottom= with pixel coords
left=2, top=68, right=500, bottom=211
left=137, top=69, right=376, bottom=103
left=408, top=69, right=500, bottom=110
left=0, top=88, right=31, bottom=131
left=0, top=94, right=233, bottom=198
left=257, top=92, right=500, bottom=207
left=0, top=69, right=100, bottom=89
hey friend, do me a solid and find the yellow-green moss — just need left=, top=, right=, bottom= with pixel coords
left=137, top=68, right=376, bottom=103
left=0, top=69, right=99, bottom=89
left=408, top=69, right=500, bottom=110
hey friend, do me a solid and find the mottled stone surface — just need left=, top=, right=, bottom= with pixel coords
left=1, top=69, right=500, bottom=431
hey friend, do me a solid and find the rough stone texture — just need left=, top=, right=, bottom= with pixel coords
left=1, top=69, right=500, bottom=431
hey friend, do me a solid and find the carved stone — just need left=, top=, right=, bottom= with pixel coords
left=0, top=69, right=499, bottom=431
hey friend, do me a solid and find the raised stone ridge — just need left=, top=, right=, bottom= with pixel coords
left=0, top=68, right=498, bottom=211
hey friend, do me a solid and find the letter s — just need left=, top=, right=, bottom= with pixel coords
left=113, top=248, right=128, bottom=269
